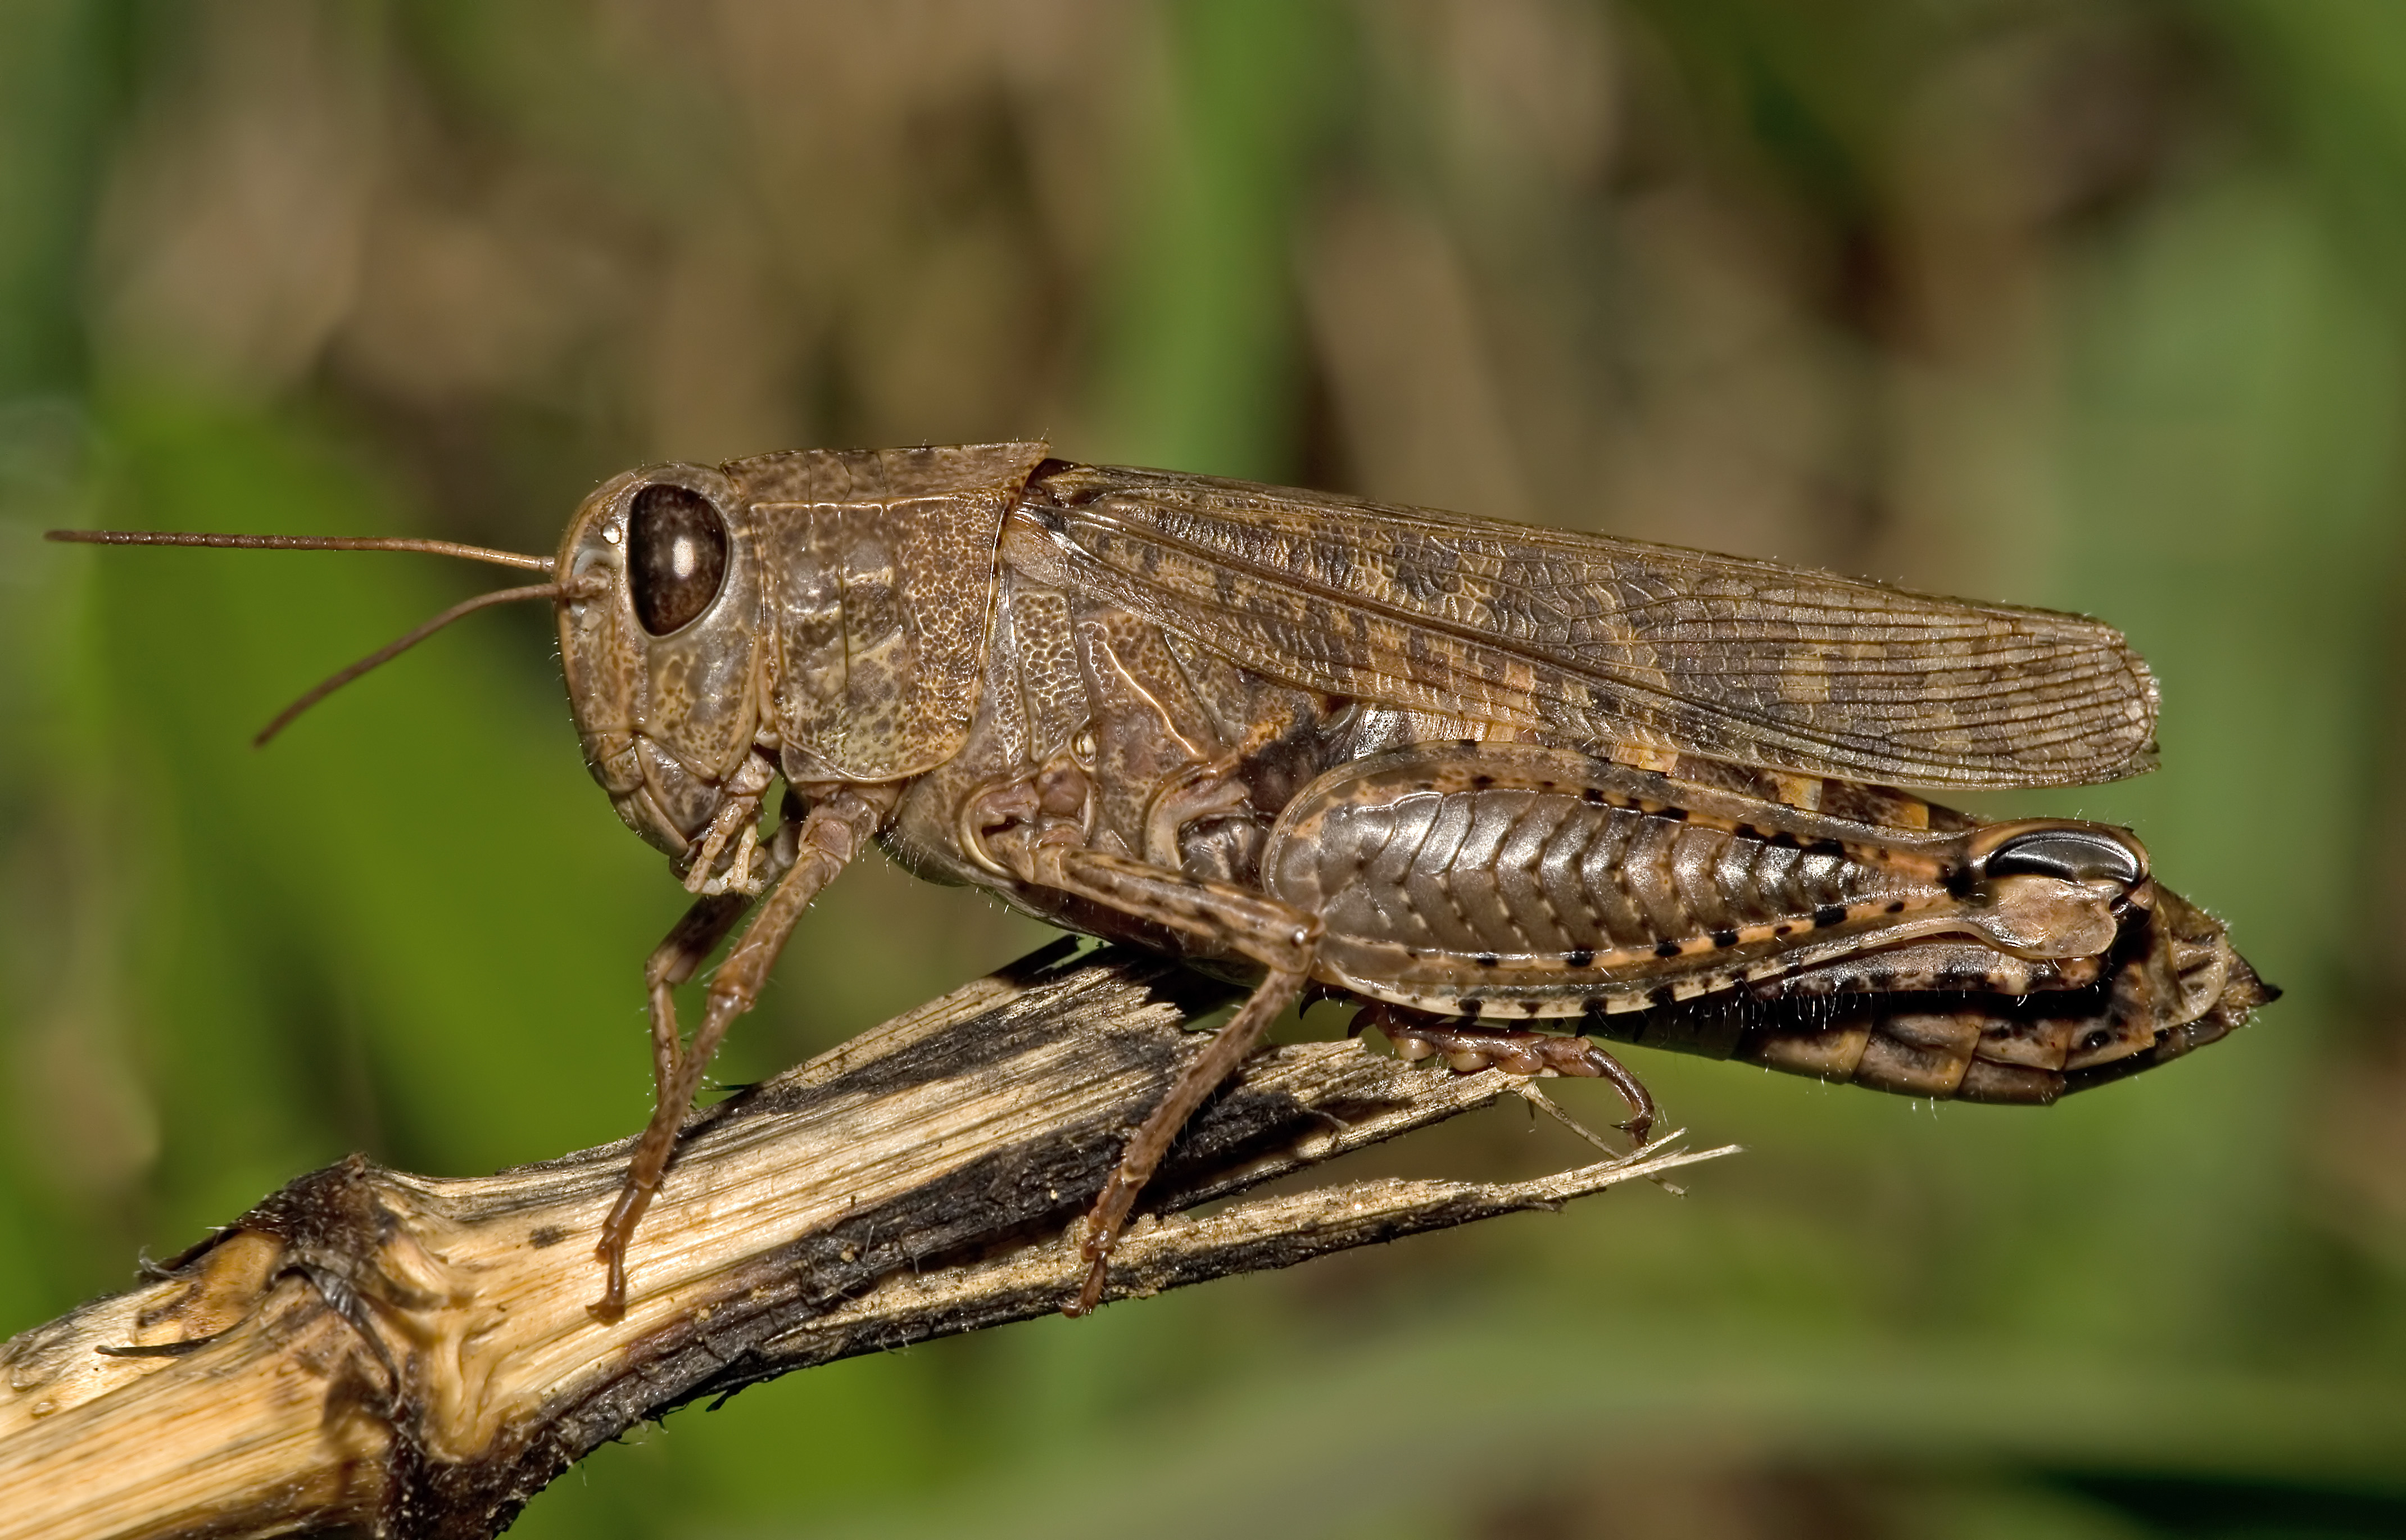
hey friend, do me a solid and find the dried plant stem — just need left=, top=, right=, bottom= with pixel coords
left=0, top=944, right=1729, bottom=1540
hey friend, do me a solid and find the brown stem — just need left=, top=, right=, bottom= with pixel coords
left=0, top=945, right=1731, bottom=1540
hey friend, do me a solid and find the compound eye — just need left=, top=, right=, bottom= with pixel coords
left=628, top=483, right=728, bottom=636
left=1984, top=826, right=2146, bottom=886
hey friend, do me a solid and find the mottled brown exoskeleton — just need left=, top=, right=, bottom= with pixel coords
left=53, top=441, right=2273, bottom=1320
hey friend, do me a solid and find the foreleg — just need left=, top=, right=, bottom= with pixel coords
left=591, top=782, right=898, bottom=1321
left=641, top=891, right=755, bottom=1103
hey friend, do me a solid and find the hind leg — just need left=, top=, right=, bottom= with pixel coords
left=1357, top=1005, right=1657, bottom=1145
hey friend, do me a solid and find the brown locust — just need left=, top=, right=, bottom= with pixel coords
left=52, top=442, right=2273, bottom=1319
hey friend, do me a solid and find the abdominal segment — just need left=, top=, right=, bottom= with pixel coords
left=1279, top=745, right=2269, bottom=1104
left=1580, top=886, right=2272, bottom=1104
left=1262, top=742, right=2050, bottom=1020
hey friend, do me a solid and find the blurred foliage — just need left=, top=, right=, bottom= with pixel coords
left=4, top=2, right=2406, bottom=1536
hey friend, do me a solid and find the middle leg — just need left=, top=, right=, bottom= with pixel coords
left=1028, top=844, right=1321, bottom=1315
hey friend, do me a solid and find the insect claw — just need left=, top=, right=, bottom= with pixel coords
left=1513, top=1081, right=1660, bottom=1160
left=1067, top=1256, right=1107, bottom=1316
left=587, top=1241, right=629, bottom=1325
left=1298, top=981, right=1362, bottom=1023
left=1571, top=1039, right=1658, bottom=1147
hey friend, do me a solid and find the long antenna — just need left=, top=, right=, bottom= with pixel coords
left=44, top=526, right=581, bottom=743
left=45, top=529, right=554, bottom=574
left=252, top=582, right=568, bottom=745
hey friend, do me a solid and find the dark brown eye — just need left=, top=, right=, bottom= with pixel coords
left=628, top=483, right=727, bottom=635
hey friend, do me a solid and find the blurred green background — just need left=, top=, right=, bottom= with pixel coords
left=4, top=2, right=2405, bottom=1536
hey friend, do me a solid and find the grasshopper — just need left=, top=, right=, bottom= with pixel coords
left=52, top=442, right=2272, bottom=1319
